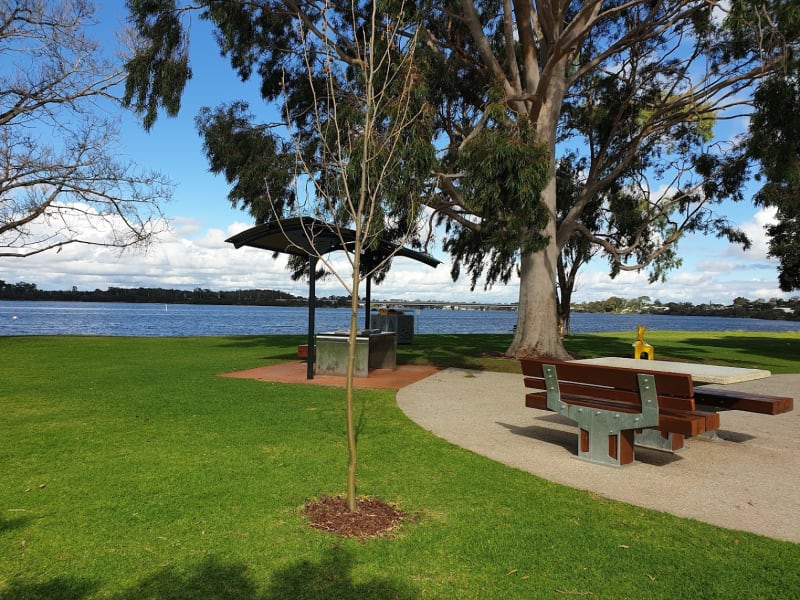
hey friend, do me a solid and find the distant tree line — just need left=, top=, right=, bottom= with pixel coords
left=0, top=281, right=350, bottom=308
left=572, top=296, right=799, bottom=321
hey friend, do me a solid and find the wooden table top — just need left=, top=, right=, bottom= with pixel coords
left=572, top=357, right=771, bottom=384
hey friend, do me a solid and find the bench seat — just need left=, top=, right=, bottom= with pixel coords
left=694, top=387, right=793, bottom=415
left=525, top=391, right=719, bottom=436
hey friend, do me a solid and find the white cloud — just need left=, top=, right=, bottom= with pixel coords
left=4, top=201, right=793, bottom=306
left=172, top=217, right=202, bottom=236
left=724, top=206, right=777, bottom=261
left=694, top=259, right=740, bottom=274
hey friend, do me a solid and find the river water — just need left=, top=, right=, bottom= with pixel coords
left=1, top=300, right=797, bottom=337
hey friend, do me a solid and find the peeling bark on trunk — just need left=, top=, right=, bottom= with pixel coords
left=509, top=242, right=571, bottom=359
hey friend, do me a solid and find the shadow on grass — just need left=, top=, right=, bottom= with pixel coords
left=261, top=546, right=418, bottom=599
left=214, top=333, right=520, bottom=372
left=214, top=335, right=304, bottom=351
left=563, top=334, right=633, bottom=359
left=401, top=334, right=515, bottom=371
left=0, top=578, right=98, bottom=600
left=0, top=515, right=31, bottom=533
left=111, top=559, right=257, bottom=600
left=112, top=549, right=416, bottom=600
left=213, top=335, right=307, bottom=363
left=565, top=333, right=800, bottom=371
left=0, top=550, right=417, bottom=600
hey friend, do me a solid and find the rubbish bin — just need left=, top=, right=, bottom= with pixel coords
left=372, top=310, right=414, bottom=344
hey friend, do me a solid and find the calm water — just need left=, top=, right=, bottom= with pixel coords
left=1, top=300, right=798, bottom=336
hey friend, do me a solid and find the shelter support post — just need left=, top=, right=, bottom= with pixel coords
left=307, top=256, right=317, bottom=380
left=364, top=275, right=372, bottom=329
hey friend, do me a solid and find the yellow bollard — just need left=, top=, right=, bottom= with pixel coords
left=633, top=325, right=654, bottom=360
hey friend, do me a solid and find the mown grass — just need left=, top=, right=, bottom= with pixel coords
left=1, top=334, right=798, bottom=599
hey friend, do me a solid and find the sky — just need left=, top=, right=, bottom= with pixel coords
left=3, top=1, right=794, bottom=306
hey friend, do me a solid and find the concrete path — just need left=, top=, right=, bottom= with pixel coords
left=397, top=369, right=800, bottom=543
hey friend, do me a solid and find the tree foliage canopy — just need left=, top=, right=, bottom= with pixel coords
left=747, top=63, right=800, bottom=290
left=126, top=0, right=435, bottom=278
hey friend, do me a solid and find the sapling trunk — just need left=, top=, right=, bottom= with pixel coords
left=344, top=249, right=361, bottom=512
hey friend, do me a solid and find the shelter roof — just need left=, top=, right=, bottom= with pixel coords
left=225, top=216, right=440, bottom=268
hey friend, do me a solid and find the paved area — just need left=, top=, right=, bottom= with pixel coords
left=397, top=369, right=800, bottom=543
left=221, top=361, right=439, bottom=390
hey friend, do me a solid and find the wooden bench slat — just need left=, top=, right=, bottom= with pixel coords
left=523, top=376, right=696, bottom=412
left=524, top=391, right=714, bottom=436
left=524, top=391, right=548, bottom=411
left=656, top=412, right=708, bottom=437
left=521, top=358, right=694, bottom=398
left=694, top=388, right=794, bottom=415
left=660, top=408, right=720, bottom=434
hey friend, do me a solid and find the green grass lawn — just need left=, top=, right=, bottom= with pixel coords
left=402, top=330, right=800, bottom=374
left=1, top=333, right=798, bottom=599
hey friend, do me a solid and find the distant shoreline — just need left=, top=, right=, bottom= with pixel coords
left=1, top=283, right=797, bottom=322
left=2, top=301, right=800, bottom=339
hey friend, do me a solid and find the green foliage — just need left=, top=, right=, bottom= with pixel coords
left=723, top=1, right=800, bottom=291
left=555, top=155, right=599, bottom=331
left=750, top=76, right=800, bottom=186
left=748, top=73, right=800, bottom=291
left=558, top=56, right=747, bottom=301
left=763, top=206, right=800, bottom=291
left=570, top=294, right=799, bottom=327
left=124, top=0, right=192, bottom=130
left=122, top=1, right=799, bottom=349
left=742, top=2, right=800, bottom=291
left=195, top=102, right=296, bottom=222
left=0, top=281, right=316, bottom=305
left=125, top=0, right=436, bottom=288
left=444, top=117, right=550, bottom=289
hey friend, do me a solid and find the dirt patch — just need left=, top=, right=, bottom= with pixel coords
left=302, top=496, right=406, bottom=540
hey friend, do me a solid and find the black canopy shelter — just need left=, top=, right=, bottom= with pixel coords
left=225, top=217, right=440, bottom=379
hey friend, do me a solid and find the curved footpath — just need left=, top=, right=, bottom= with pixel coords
left=396, top=369, right=800, bottom=544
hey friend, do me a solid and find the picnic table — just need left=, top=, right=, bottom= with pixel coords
left=521, top=358, right=793, bottom=467
left=572, top=357, right=771, bottom=384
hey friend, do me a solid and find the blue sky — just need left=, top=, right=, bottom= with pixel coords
left=4, top=1, right=793, bottom=305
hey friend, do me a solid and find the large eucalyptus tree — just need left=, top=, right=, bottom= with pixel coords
left=124, top=1, right=793, bottom=358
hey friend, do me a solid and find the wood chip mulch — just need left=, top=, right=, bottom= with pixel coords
left=302, top=496, right=406, bottom=540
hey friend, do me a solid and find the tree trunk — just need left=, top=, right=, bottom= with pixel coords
left=557, top=249, right=585, bottom=338
left=507, top=193, right=571, bottom=359
left=509, top=251, right=571, bottom=358
left=507, top=67, right=572, bottom=359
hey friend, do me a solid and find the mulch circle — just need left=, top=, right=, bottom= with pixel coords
left=302, top=496, right=406, bottom=540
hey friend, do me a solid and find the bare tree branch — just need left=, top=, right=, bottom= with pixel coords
left=1, top=0, right=171, bottom=259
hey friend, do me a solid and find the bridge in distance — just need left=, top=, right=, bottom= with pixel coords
left=371, top=300, right=518, bottom=311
